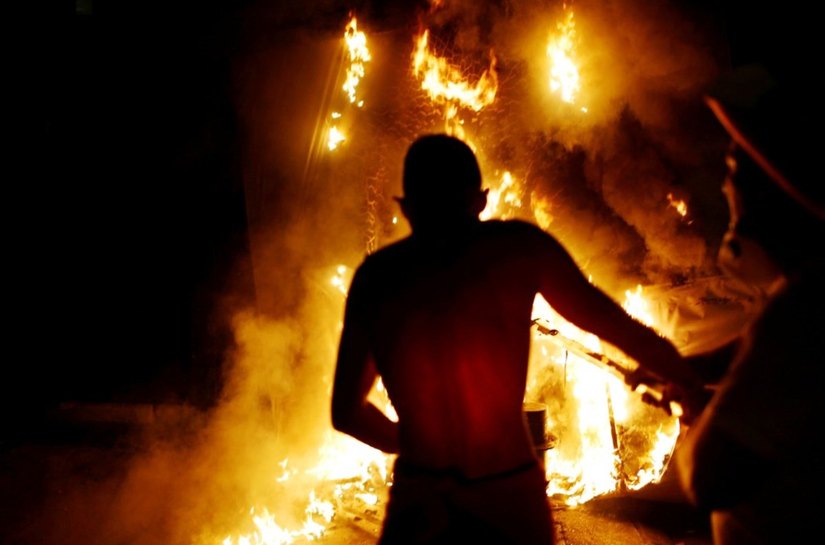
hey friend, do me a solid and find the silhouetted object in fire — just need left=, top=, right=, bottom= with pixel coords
left=676, top=64, right=825, bottom=545
left=332, top=134, right=703, bottom=544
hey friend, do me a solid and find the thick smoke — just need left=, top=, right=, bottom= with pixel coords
left=16, top=300, right=349, bottom=545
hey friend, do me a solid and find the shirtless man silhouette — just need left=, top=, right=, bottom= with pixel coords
left=332, top=134, right=701, bottom=544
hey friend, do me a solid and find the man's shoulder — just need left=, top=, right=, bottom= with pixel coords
left=478, top=219, right=555, bottom=249
left=356, top=220, right=552, bottom=270
left=480, top=218, right=545, bottom=235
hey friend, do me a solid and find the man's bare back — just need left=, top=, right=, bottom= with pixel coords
left=348, top=220, right=555, bottom=477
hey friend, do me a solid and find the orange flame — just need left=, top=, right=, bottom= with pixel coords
left=547, top=5, right=586, bottom=111
left=622, top=284, right=655, bottom=328
left=343, top=16, right=371, bottom=106
left=529, top=292, right=680, bottom=505
left=480, top=171, right=524, bottom=220
left=327, top=126, right=346, bottom=151
left=667, top=192, right=688, bottom=218
left=412, top=30, right=498, bottom=139
left=328, top=16, right=371, bottom=152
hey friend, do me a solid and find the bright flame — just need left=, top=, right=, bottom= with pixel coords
left=327, top=126, right=346, bottom=151
left=330, top=264, right=349, bottom=294
left=624, top=423, right=680, bottom=491
left=221, top=390, right=395, bottom=545
left=529, top=293, right=680, bottom=505
left=547, top=6, right=582, bottom=105
left=481, top=171, right=523, bottom=220
left=371, top=378, right=398, bottom=423
left=222, top=497, right=334, bottom=545
left=342, top=17, right=371, bottom=105
left=275, top=458, right=292, bottom=483
left=327, top=16, right=371, bottom=153
left=667, top=192, right=688, bottom=217
left=622, top=284, right=655, bottom=328
left=412, top=30, right=498, bottom=138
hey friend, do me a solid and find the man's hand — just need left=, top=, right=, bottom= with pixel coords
left=661, top=382, right=714, bottom=425
left=622, top=367, right=712, bottom=423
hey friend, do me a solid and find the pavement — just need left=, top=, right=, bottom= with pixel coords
left=0, top=404, right=712, bottom=545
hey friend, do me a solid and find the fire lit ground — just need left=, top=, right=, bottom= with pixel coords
left=7, top=1, right=812, bottom=545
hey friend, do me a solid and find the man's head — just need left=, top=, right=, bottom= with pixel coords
left=399, top=134, right=488, bottom=232
left=706, top=64, right=824, bottom=282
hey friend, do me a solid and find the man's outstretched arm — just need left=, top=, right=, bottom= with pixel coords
left=331, top=275, right=399, bottom=454
left=535, top=233, right=703, bottom=391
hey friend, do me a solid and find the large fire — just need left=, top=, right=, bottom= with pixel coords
left=547, top=3, right=584, bottom=110
left=327, top=16, right=371, bottom=152
left=412, top=29, right=498, bottom=141
left=217, top=7, right=691, bottom=544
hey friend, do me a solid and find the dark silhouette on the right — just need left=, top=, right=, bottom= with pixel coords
left=676, top=64, right=825, bottom=545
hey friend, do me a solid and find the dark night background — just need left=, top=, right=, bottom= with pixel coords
left=8, top=0, right=815, bottom=433
left=12, top=0, right=429, bottom=432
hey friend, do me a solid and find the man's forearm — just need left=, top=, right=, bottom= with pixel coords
left=601, top=306, right=702, bottom=389
left=635, top=330, right=701, bottom=388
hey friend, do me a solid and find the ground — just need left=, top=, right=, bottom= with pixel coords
left=0, top=405, right=712, bottom=545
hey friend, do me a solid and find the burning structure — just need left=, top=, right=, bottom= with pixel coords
left=194, top=2, right=764, bottom=544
